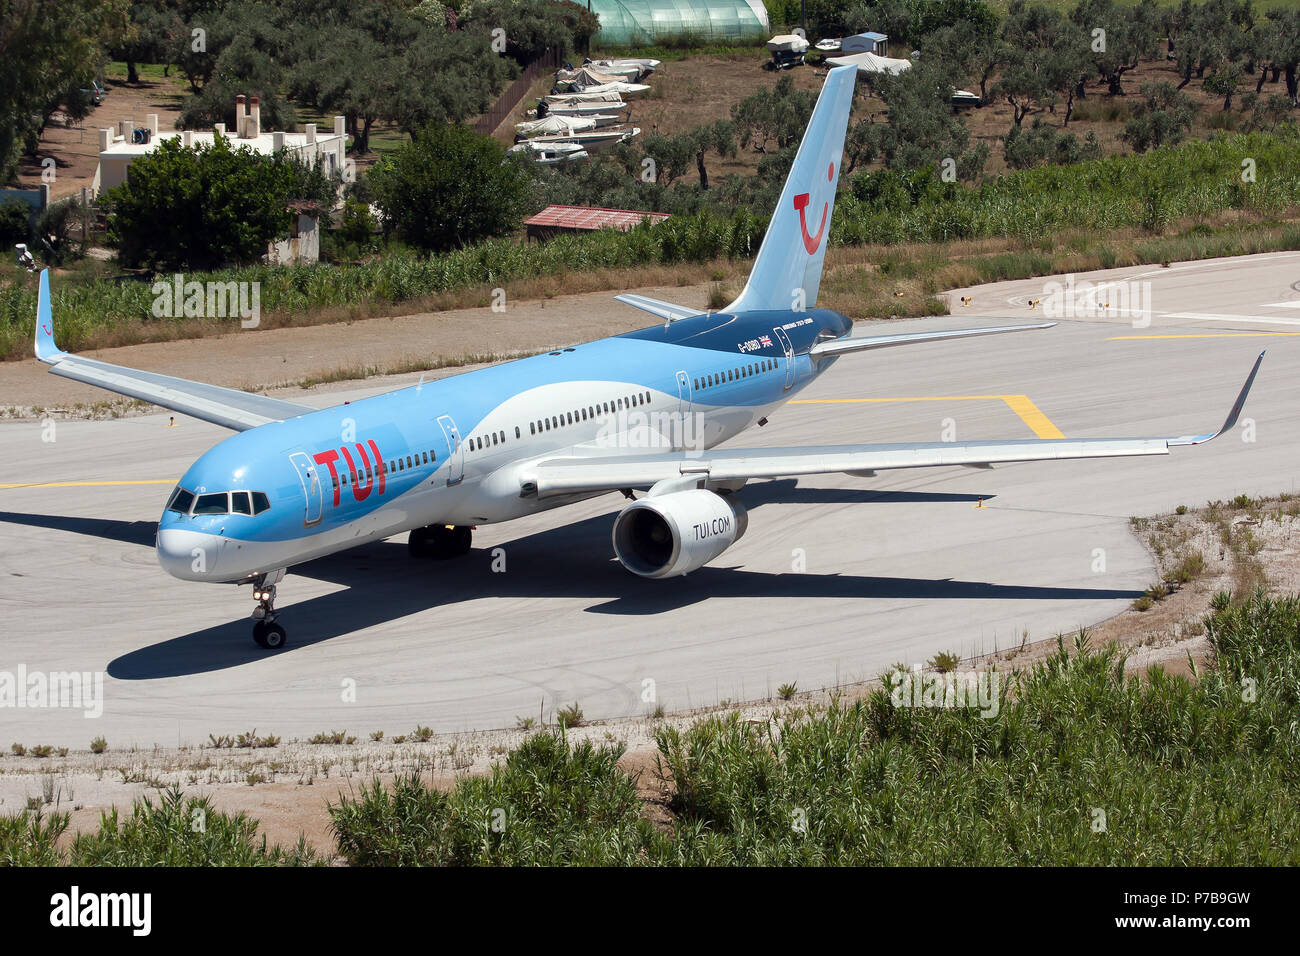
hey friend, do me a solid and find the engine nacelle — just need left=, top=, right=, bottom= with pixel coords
left=611, top=489, right=748, bottom=578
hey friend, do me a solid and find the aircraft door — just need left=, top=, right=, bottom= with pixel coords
left=675, top=370, right=692, bottom=415
left=288, top=451, right=323, bottom=527
left=772, top=327, right=795, bottom=390
left=437, top=415, right=464, bottom=485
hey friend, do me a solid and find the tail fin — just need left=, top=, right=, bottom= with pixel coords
left=726, top=65, right=857, bottom=314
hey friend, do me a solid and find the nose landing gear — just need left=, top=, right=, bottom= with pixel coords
left=250, top=571, right=287, bottom=649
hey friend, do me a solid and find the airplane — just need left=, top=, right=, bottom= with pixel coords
left=31, top=65, right=1262, bottom=650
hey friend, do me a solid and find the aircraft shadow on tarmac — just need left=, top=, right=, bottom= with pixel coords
left=1, top=484, right=1143, bottom=681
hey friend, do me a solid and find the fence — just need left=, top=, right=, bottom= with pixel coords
left=473, top=47, right=564, bottom=136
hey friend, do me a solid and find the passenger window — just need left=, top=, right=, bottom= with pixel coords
left=232, top=491, right=252, bottom=515
left=530, top=422, right=535, bottom=435
left=193, top=492, right=227, bottom=515
left=515, top=426, right=520, bottom=439
left=251, top=492, right=271, bottom=515
left=492, top=434, right=498, bottom=446
left=167, top=488, right=194, bottom=514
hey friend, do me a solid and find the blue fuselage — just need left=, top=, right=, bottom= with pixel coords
left=155, top=308, right=852, bottom=582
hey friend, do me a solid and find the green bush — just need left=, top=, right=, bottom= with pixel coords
left=368, top=123, right=533, bottom=254
left=104, top=136, right=328, bottom=270
left=69, top=787, right=316, bottom=866
left=330, top=733, right=660, bottom=865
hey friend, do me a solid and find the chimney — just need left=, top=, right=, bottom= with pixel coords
left=305, top=123, right=316, bottom=145
left=250, top=96, right=261, bottom=138
left=118, top=119, right=130, bottom=139
left=182, top=130, right=193, bottom=147
left=333, top=115, right=345, bottom=138
left=98, top=128, right=111, bottom=151
left=214, top=122, right=226, bottom=139
left=235, top=94, right=247, bottom=137
left=272, top=131, right=285, bottom=151
left=147, top=113, right=159, bottom=136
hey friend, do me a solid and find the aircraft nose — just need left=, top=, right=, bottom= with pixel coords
left=156, top=527, right=219, bottom=581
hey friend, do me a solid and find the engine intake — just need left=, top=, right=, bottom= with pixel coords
left=611, top=489, right=748, bottom=578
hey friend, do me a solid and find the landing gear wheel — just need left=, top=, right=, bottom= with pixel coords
left=261, top=622, right=287, bottom=649
left=253, top=620, right=269, bottom=648
left=408, top=526, right=433, bottom=557
left=409, top=524, right=473, bottom=559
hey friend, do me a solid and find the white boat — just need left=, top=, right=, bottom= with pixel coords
left=570, top=81, right=650, bottom=96
left=547, top=111, right=623, bottom=128
left=578, top=60, right=644, bottom=80
left=815, top=38, right=842, bottom=52
left=588, top=57, right=660, bottom=76
left=516, top=114, right=598, bottom=138
left=524, top=126, right=640, bottom=152
left=508, top=141, right=589, bottom=165
left=538, top=99, right=627, bottom=118
left=767, top=34, right=810, bottom=53
left=543, top=90, right=626, bottom=104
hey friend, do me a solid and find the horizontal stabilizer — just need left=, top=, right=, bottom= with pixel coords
left=810, top=322, right=1055, bottom=357
left=614, top=293, right=703, bottom=323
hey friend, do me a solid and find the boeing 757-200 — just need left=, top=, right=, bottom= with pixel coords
left=32, top=66, right=1262, bottom=648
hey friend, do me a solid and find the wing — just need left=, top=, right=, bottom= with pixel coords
left=34, top=270, right=313, bottom=431
left=521, top=352, right=1264, bottom=499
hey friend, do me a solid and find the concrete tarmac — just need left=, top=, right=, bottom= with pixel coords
left=2, top=251, right=1298, bottom=747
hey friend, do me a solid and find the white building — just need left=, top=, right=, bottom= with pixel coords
left=93, top=96, right=349, bottom=264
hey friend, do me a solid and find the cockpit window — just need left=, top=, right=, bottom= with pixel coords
left=251, top=492, right=271, bottom=515
left=232, top=491, right=252, bottom=515
left=193, top=492, right=228, bottom=515
left=166, top=487, right=194, bottom=514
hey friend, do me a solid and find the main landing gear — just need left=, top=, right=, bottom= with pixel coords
left=408, top=524, right=473, bottom=559
left=250, top=570, right=287, bottom=649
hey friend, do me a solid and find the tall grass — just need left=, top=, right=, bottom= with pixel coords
left=653, top=596, right=1300, bottom=865
left=833, top=129, right=1300, bottom=246
left=329, top=733, right=661, bottom=865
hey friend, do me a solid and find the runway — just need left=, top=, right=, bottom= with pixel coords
left=2, top=251, right=1299, bottom=747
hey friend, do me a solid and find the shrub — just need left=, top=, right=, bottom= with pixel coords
left=368, top=123, right=532, bottom=254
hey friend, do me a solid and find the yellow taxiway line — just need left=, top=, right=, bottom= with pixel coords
left=790, top=395, right=1066, bottom=440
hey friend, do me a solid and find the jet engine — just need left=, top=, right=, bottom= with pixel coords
left=611, top=489, right=748, bottom=578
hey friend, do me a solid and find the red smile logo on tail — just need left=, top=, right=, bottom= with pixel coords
left=793, top=162, right=835, bottom=254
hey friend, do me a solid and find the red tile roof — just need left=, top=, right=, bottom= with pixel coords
left=523, top=204, right=669, bottom=232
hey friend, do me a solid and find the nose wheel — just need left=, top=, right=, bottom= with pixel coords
left=250, top=579, right=287, bottom=649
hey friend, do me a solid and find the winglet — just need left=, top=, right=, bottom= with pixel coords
left=34, top=268, right=65, bottom=364
left=1168, top=350, right=1264, bottom=446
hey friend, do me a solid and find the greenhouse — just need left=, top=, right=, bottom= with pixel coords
left=587, top=0, right=771, bottom=47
